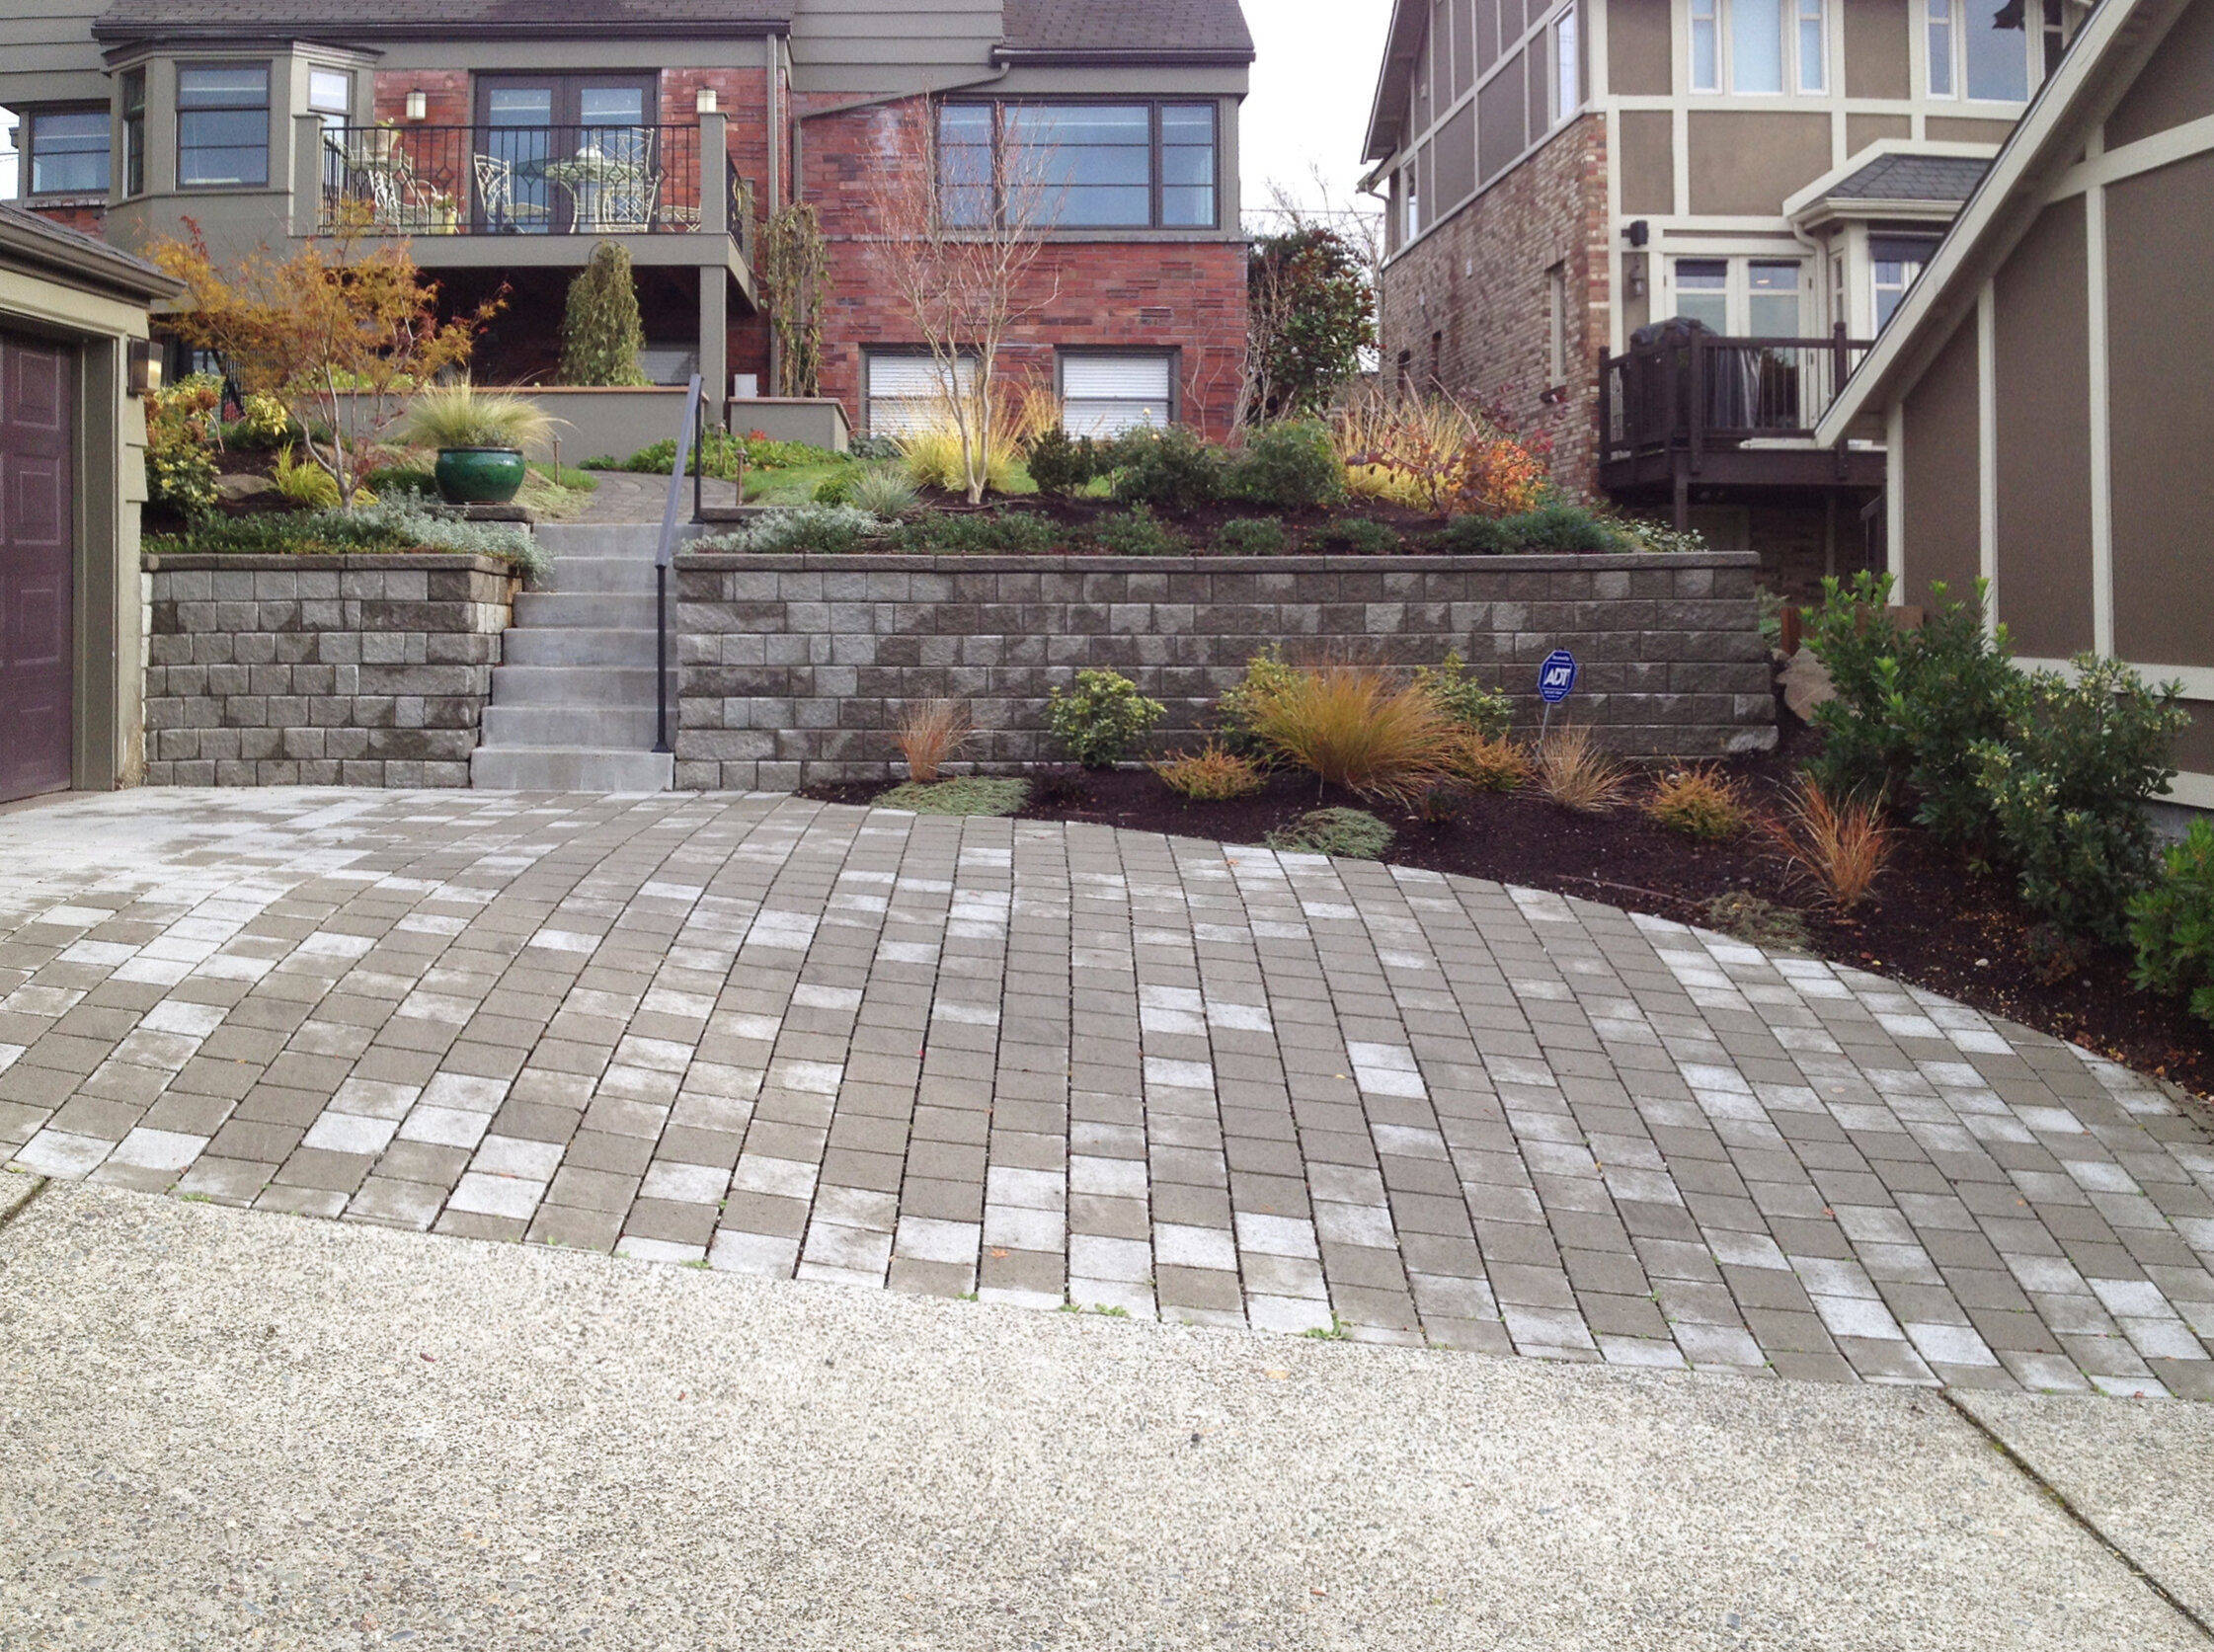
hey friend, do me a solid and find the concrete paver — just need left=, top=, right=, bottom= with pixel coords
left=3, top=787, right=2212, bottom=1394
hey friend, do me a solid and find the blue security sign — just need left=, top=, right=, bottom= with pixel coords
left=1538, top=650, right=1579, bottom=704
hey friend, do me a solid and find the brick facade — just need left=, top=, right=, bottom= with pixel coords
left=1380, top=115, right=1610, bottom=493
left=672, top=549, right=1775, bottom=790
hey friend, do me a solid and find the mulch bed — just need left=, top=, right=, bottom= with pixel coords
left=915, top=490, right=1457, bottom=551
left=802, top=717, right=2214, bottom=1100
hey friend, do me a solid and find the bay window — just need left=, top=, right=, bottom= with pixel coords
left=177, top=63, right=270, bottom=188
left=936, top=101, right=1220, bottom=231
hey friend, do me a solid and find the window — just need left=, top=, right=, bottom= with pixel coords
left=865, top=352, right=977, bottom=437
left=1929, top=0, right=2033, bottom=100
left=177, top=63, right=269, bottom=188
left=1870, top=234, right=1938, bottom=330
left=1691, top=0, right=1824, bottom=95
left=2041, top=0, right=2066, bottom=81
left=1545, top=265, right=1568, bottom=388
left=28, top=107, right=109, bottom=196
left=121, top=70, right=144, bottom=197
left=1673, top=259, right=1729, bottom=330
left=1402, top=163, right=1420, bottom=243
left=1551, top=8, right=1579, bottom=124
left=309, top=68, right=351, bottom=189
left=935, top=101, right=1219, bottom=231
left=1747, top=260, right=1800, bottom=335
left=1669, top=257, right=1803, bottom=332
left=1061, top=353, right=1173, bottom=436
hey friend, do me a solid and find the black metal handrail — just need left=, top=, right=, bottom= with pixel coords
left=1599, top=323, right=1871, bottom=470
left=653, top=373, right=703, bottom=757
left=318, top=122, right=710, bottom=236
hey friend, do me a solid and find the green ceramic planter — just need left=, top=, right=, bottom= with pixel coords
left=434, top=446, right=527, bottom=505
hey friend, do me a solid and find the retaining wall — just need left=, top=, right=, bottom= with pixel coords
left=672, top=551, right=1776, bottom=790
left=140, top=555, right=517, bottom=787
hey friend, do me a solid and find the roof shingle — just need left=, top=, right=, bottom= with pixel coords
left=95, top=0, right=790, bottom=39
left=998, top=0, right=1253, bottom=58
left=1828, top=152, right=1995, bottom=201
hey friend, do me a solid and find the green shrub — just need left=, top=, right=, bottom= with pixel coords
left=146, top=501, right=546, bottom=584
left=1218, top=646, right=1300, bottom=752
left=558, top=240, right=651, bottom=386
left=848, top=434, right=902, bottom=462
left=1496, top=502, right=1621, bottom=553
left=874, top=777, right=1030, bottom=817
left=1094, top=504, right=1186, bottom=557
left=1224, top=421, right=1343, bottom=511
left=145, top=377, right=220, bottom=517
left=699, top=504, right=886, bottom=555
left=1265, top=807, right=1393, bottom=860
left=621, top=430, right=839, bottom=479
left=1047, top=669, right=1165, bottom=767
left=1027, top=427, right=1110, bottom=496
left=1110, top=426, right=1223, bottom=511
left=224, top=391, right=297, bottom=450
left=1431, top=514, right=1508, bottom=556
left=893, top=510, right=1058, bottom=554
left=579, top=454, right=622, bottom=470
left=363, top=463, right=436, bottom=498
left=1972, top=656, right=2188, bottom=942
left=814, top=470, right=855, bottom=505
left=1614, top=516, right=1709, bottom=555
left=1314, top=517, right=1400, bottom=555
left=847, top=464, right=922, bottom=518
left=1412, top=652, right=1512, bottom=738
left=1214, top=516, right=1288, bottom=556
left=1804, top=572, right=2021, bottom=850
left=2131, top=819, right=2214, bottom=1029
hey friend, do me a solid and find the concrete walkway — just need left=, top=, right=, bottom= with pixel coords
left=2, top=789, right=2212, bottom=1398
left=575, top=466, right=743, bottom=521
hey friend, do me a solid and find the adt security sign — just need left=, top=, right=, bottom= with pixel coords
left=1538, top=650, right=1579, bottom=704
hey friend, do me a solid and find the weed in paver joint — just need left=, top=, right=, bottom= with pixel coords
left=1304, top=1313, right=1350, bottom=1341
left=956, top=1291, right=980, bottom=1302
left=178, top=1193, right=212, bottom=1203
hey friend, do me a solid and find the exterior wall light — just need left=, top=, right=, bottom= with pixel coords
left=127, top=339, right=162, bottom=397
left=405, top=89, right=428, bottom=120
left=696, top=87, right=719, bottom=115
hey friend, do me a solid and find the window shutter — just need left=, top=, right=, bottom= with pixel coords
left=865, top=354, right=976, bottom=436
left=1061, top=354, right=1173, bottom=436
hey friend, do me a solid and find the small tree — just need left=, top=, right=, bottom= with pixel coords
left=857, top=100, right=1062, bottom=504
left=1243, top=224, right=1376, bottom=427
left=759, top=202, right=829, bottom=397
left=559, top=241, right=650, bottom=386
left=148, top=211, right=498, bottom=508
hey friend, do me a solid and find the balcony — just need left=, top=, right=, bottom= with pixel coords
left=302, top=121, right=755, bottom=279
left=1597, top=321, right=1884, bottom=501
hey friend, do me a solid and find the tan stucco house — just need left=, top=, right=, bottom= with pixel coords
left=1818, top=0, right=2214, bottom=813
left=0, top=201, right=181, bottom=804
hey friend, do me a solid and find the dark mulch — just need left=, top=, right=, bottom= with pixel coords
left=914, top=489, right=1456, bottom=552
left=802, top=718, right=2214, bottom=1099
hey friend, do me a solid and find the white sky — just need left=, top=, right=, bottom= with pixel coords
left=1237, top=0, right=1397, bottom=219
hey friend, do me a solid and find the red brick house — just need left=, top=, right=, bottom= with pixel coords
left=0, top=0, right=1253, bottom=442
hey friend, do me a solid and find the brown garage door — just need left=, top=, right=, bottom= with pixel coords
left=0, top=331, right=73, bottom=803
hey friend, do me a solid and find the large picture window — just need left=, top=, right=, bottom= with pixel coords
left=1690, top=0, right=1825, bottom=96
left=27, top=107, right=110, bottom=196
left=177, top=63, right=270, bottom=189
left=937, top=101, right=1219, bottom=231
left=1928, top=0, right=2033, bottom=101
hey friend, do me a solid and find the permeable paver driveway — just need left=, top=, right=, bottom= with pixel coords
left=4, top=789, right=2212, bottom=1397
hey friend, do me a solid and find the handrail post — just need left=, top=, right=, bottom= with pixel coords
left=655, top=372, right=704, bottom=758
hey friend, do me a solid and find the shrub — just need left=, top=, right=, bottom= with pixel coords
left=896, top=699, right=971, bottom=784
left=1047, top=669, right=1165, bottom=767
left=149, top=500, right=546, bottom=584
left=1447, top=733, right=1532, bottom=793
left=274, top=443, right=342, bottom=509
left=1217, top=646, right=1301, bottom=753
left=1331, top=388, right=1548, bottom=515
left=2131, top=820, right=2214, bottom=1030
left=1241, top=664, right=1456, bottom=805
left=875, top=777, right=1030, bottom=817
left=579, top=454, right=621, bottom=470
left=1245, top=226, right=1376, bottom=422
left=1768, top=778, right=1892, bottom=908
left=1533, top=726, right=1628, bottom=813
left=813, top=471, right=855, bottom=506
left=1431, top=514, right=1508, bottom=556
left=1223, top=421, right=1344, bottom=511
left=1972, top=656, right=2188, bottom=943
left=848, top=434, right=902, bottom=461
left=1614, top=516, right=1711, bottom=556
left=1027, top=427, right=1110, bottom=496
left=699, top=505, right=886, bottom=555
left=1314, top=517, right=1400, bottom=555
left=230, top=391, right=295, bottom=449
left=620, top=430, right=842, bottom=479
left=363, top=463, right=436, bottom=498
left=1151, top=742, right=1267, bottom=800
left=1496, top=502, right=1621, bottom=553
left=145, top=376, right=220, bottom=516
left=1094, top=504, right=1187, bottom=557
left=1266, top=807, right=1393, bottom=860
left=558, top=240, right=651, bottom=386
left=402, top=382, right=556, bottom=454
left=1215, top=516, right=1289, bottom=556
left=1413, top=653, right=1511, bottom=739
left=847, top=464, right=923, bottom=519
left=894, top=510, right=1057, bottom=554
left=1802, top=571, right=2021, bottom=851
left=1645, top=766, right=1752, bottom=841
left=1700, top=892, right=1810, bottom=952
left=1110, top=426, right=1224, bottom=511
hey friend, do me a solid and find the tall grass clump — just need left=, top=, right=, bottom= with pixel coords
left=1533, top=725, right=1628, bottom=813
left=400, top=381, right=557, bottom=454
left=896, top=699, right=971, bottom=783
left=1768, top=779, right=1892, bottom=908
left=1330, top=388, right=1548, bottom=516
left=1241, top=664, right=1456, bottom=805
left=1645, top=766, right=1752, bottom=840
left=897, top=384, right=1056, bottom=496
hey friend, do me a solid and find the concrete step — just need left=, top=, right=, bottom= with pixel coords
left=470, top=746, right=674, bottom=792
left=486, top=665, right=661, bottom=707
left=534, top=556, right=662, bottom=596
left=536, top=523, right=666, bottom=561
left=514, top=590, right=659, bottom=629
left=500, top=627, right=660, bottom=669
left=480, top=704, right=661, bottom=748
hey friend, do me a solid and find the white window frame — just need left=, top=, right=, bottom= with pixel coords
left=864, top=351, right=978, bottom=438
left=1688, top=0, right=1825, bottom=98
left=1550, top=7, right=1580, bottom=125
left=1926, top=0, right=2038, bottom=102
left=1401, top=163, right=1420, bottom=243
left=1666, top=255, right=1807, bottom=335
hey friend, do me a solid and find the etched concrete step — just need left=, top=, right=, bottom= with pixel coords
left=481, top=704, right=660, bottom=747
left=469, top=747, right=674, bottom=791
left=531, top=557, right=661, bottom=596
left=500, top=627, right=660, bottom=669
left=481, top=664, right=661, bottom=706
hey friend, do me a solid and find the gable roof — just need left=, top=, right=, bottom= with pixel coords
left=1817, top=0, right=2193, bottom=441
left=0, top=202, right=184, bottom=302
left=996, top=0, right=1253, bottom=62
left=94, top=0, right=792, bottom=43
left=1829, top=151, right=1996, bottom=202
left=1362, top=0, right=1425, bottom=164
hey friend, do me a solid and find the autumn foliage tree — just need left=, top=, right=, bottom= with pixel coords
left=147, top=211, right=500, bottom=508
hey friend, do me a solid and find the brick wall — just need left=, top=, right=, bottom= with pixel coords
left=1379, top=115, right=1610, bottom=492
left=672, top=550, right=1775, bottom=790
left=21, top=202, right=106, bottom=238
left=799, top=97, right=1249, bottom=439
left=142, top=555, right=517, bottom=787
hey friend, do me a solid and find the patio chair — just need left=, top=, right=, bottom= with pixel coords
left=473, top=151, right=549, bottom=233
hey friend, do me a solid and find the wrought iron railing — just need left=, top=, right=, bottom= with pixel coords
left=317, top=122, right=727, bottom=238
left=1600, top=323, right=1871, bottom=466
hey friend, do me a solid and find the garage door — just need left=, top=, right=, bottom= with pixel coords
left=1061, top=353, right=1172, bottom=437
left=0, top=332, right=73, bottom=804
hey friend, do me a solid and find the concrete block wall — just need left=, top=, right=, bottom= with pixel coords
left=141, top=555, right=518, bottom=787
left=673, top=550, right=1776, bottom=791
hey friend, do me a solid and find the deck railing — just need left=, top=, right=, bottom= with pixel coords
left=316, top=122, right=750, bottom=253
left=1599, top=323, right=1871, bottom=469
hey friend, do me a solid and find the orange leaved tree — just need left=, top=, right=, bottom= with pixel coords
left=147, top=212, right=501, bottom=508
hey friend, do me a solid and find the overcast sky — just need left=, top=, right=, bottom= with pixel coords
left=1238, top=0, right=1397, bottom=220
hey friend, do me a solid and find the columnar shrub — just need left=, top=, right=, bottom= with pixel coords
left=559, top=241, right=651, bottom=386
